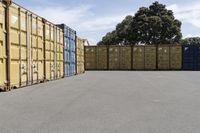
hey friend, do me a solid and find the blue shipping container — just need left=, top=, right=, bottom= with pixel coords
left=57, top=24, right=77, bottom=76
left=182, top=45, right=200, bottom=70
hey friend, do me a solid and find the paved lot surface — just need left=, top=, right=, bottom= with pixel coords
left=0, top=71, right=200, bottom=133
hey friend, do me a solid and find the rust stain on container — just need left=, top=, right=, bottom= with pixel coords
left=85, top=46, right=96, bottom=70
left=132, top=46, right=145, bottom=70
left=97, top=46, right=108, bottom=70
left=109, top=46, right=120, bottom=70
left=120, top=46, right=131, bottom=70
left=145, top=45, right=156, bottom=70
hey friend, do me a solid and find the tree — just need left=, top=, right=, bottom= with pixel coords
left=181, top=37, right=200, bottom=45
left=98, top=1, right=182, bottom=45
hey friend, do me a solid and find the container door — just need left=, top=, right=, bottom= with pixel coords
left=182, top=45, right=194, bottom=70
left=9, top=4, right=29, bottom=87
left=0, top=4, right=6, bottom=88
left=132, top=46, right=145, bottom=70
left=194, top=45, right=200, bottom=70
left=120, top=46, right=131, bottom=70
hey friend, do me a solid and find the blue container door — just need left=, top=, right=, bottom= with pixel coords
left=194, top=45, right=200, bottom=70
left=182, top=45, right=195, bottom=70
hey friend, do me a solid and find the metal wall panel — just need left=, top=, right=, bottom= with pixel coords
left=0, top=3, right=6, bottom=90
left=44, top=22, right=55, bottom=81
left=132, top=46, right=145, bottom=70
left=157, top=45, right=170, bottom=70
left=145, top=46, right=156, bottom=70
left=109, top=46, right=120, bottom=70
left=76, top=37, right=85, bottom=74
left=85, top=46, right=96, bottom=70
left=97, top=46, right=108, bottom=70
left=119, top=46, right=131, bottom=70
left=170, top=45, right=182, bottom=70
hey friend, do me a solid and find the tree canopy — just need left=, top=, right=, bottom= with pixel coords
left=98, top=1, right=182, bottom=45
left=181, top=37, right=200, bottom=45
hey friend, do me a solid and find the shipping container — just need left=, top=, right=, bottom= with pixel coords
left=132, top=46, right=145, bottom=70
left=109, top=46, right=120, bottom=70
left=182, top=45, right=200, bottom=70
left=6, top=2, right=45, bottom=88
left=145, top=45, right=156, bottom=70
left=97, top=46, right=108, bottom=70
left=76, top=37, right=85, bottom=74
left=57, top=24, right=76, bottom=76
left=0, top=1, right=6, bottom=91
left=85, top=46, right=96, bottom=70
left=119, top=46, right=132, bottom=70
left=170, top=45, right=182, bottom=70
left=157, top=45, right=170, bottom=70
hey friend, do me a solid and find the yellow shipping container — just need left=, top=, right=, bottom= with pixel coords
left=76, top=37, right=85, bottom=74
left=97, top=46, right=108, bottom=70
left=157, top=45, right=170, bottom=70
left=170, top=45, right=182, bottom=70
left=120, top=46, right=132, bottom=70
left=132, top=46, right=145, bottom=70
left=8, top=2, right=45, bottom=88
left=85, top=46, right=96, bottom=70
left=0, top=2, right=7, bottom=91
left=145, top=46, right=156, bottom=70
left=109, top=46, right=120, bottom=70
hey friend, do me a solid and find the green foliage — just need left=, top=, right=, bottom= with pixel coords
left=181, top=37, right=200, bottom=45
left=98, top=1, right=182, bottom=45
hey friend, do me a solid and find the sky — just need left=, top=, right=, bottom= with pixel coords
left=14, top=0, right=200, bottom=45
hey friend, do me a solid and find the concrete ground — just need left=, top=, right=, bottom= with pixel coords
left=0, top=71, right=200, bottom=133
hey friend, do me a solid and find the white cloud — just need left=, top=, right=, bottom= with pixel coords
left=28, top=5, right=133, bottom=44
left=167, top=2, right=200, bottom=28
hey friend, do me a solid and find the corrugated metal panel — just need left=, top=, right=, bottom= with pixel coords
left=76, top=37, right=85, bottom=74
left=9, top=3, right=45, bottom=88
left=64, top=63, right=70, bottom=76
left=0, top=3, right=6, bottom=90
left=132, top=46, right=145, bottom=70
left=157, top=45, right=170, bottom=70
left=85, top=46, right=96, bottom=70
left=97, top=46, right=108, bottom=70
left=182, top=45, right=194, bottom=70
left=120, top=46, right=131, bottom=70
left=170, top=45, right=182, bottom=70
left=194, top=45, right=200, bottom=70
left=109, top=46, right=120, bottom=70
left=44, top=22, right=56, bottom=81
left=55, top=27, right=64, bottom=79
left=145, top=46, right=156, bottom=70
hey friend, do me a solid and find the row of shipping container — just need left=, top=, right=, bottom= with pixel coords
left=85, top=45, right=200, bottom=71
left=0, top=1, right=85, bottom=91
